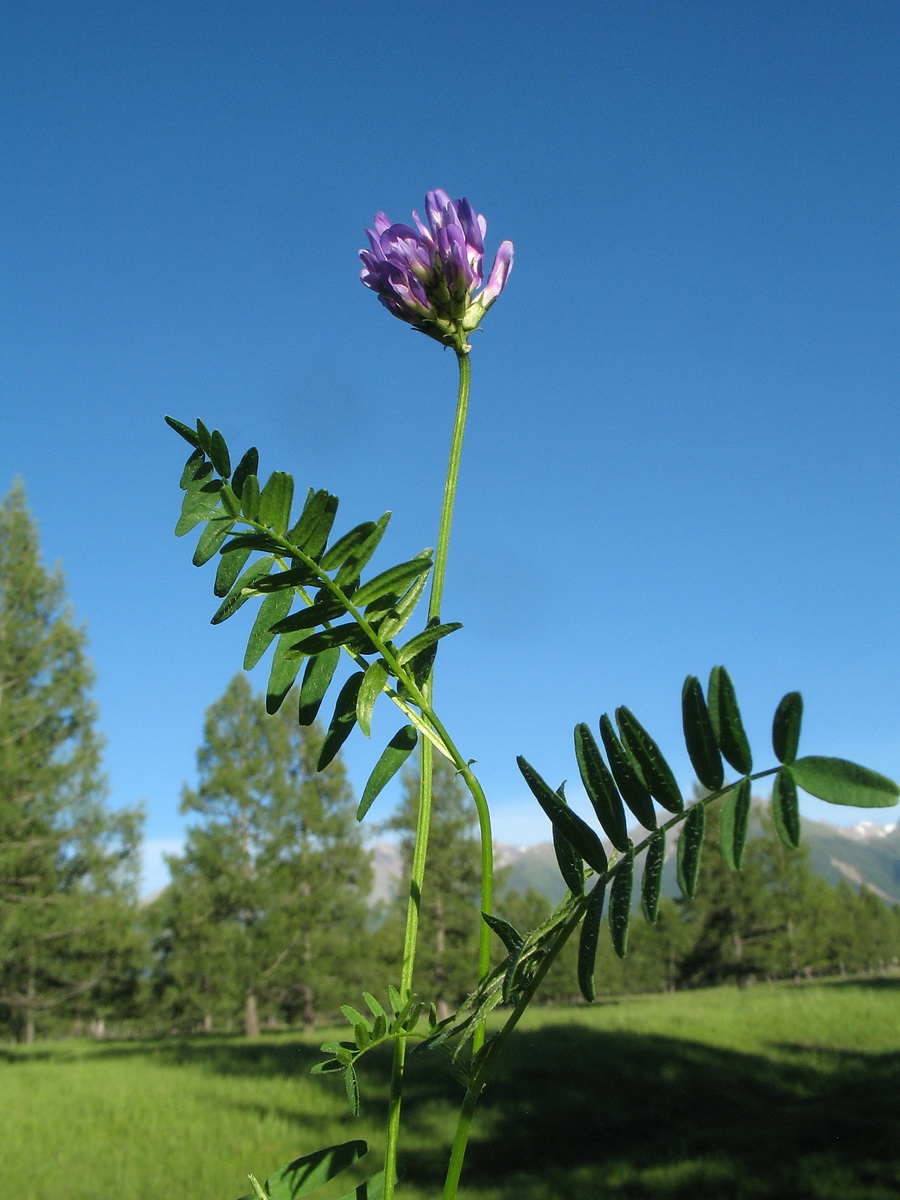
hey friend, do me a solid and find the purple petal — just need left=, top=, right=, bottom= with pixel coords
left=480, top=240, right=514, bottom=305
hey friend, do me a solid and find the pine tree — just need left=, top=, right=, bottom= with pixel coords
left=156, top=674, right=372, bottom=1034
left=0, top=481, right=142, bottom=1041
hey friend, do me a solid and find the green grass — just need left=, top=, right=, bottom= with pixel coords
left=2, top=978, right=898, bottom=1200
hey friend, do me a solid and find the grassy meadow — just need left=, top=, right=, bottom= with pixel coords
left=2, top=977, right=898, bottom=1200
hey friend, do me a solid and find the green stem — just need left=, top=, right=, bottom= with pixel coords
left=383, top=350, right=494, bottom=1200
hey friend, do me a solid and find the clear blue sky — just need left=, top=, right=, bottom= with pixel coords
left=2, top=2, right=898, bottom=893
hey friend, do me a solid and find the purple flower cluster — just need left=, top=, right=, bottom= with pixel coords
left=360, top=189, right=513, bottom=352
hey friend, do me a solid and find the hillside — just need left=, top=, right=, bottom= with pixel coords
left=372, top=805, right=900, bottom=908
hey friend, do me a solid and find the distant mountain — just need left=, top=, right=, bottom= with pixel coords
left=369, top=807, right=900, bottom=909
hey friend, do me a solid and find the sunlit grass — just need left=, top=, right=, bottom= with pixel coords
left=3, top=977, right=898, bottom=1200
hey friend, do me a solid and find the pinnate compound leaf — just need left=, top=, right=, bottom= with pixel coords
left=599, top=715, right=657, bottom=830
left=266, top=632, right=308, bottom=714
left=641, top=829, right=666, bottom=924
left=517, top=756, right=608, bottom=875
left=773, top=768, right=801, bottom=849
left=318, top=673, right=364, bottom=770
left=259, top=471, right=294, bottom=535
left=577, top=879, right=607, bottom=1002
left=681, top=675, right=724, bottom=792
left=298, top=649, right=341, bottom=726
left=396, top=622, right=462, bottom=666
left=708, top=666, right=752, bottom=775
left=552, top=803, right=585, bottom=897
left=790, top=757, right=899, bottom=808
left=263, top=1141, right=367, bottom=1200
left=616, top=707, right=683, bottom=814
left=211, top=556, right=275, bottom=624
left=772, top=692, right=803, bottom=764
left=677, top=803, right=706, bottom=899
left=609, top=844, right=634, bottom=959
left=357, top=725, right=417, bottom=820
left=192, top=516, right=236, bottom=566
left=357, top=660, right=389, bottom=737
left=483, top=912, right=523, bottom=955
left=165, top=414, right=202, bottom=448
left=574, top=723, right=628, bottom=851
left=353, top=553, right=434, bottom=608
left=719, top=778, right=752, bottom=870
left=215, top=543, right=252, bottom=597
left=231, top=447, right=259, bottom=498
left=244, top=590, right=293, bottom=671
left=209, top=429, right=231, bottom=477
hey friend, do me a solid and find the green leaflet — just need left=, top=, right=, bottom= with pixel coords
left=552, top=812, right=585, bottom=897
left=517, top=756, right=608, bottom=875
left=772, top=691, right=803, bottom=764
left=289, top=489, right=339, bottom=558
left=243, top=590, right=293, bottom=671
left=609, top=844, right=634, bottom=959
left=356, top=660, right=389, bottom=737
left=214, top=543, right=251, bottom=597
left=353, top=552, right=434, bottom=608
left=677, top=803, right=706, bottom=899
left=209, top=428, right=231, bottom=477
left=370, top=571, right=430, bottom=642
left=231, top=447, right=259, bottom=498
left=266, top=631, right=308, bottom=714
left=573, top=722, right=629, bottom=851
left=773, top=768, right=801, bottom=849
left=341, top=1004, right=371, bottom=1031
left=320, top=520, right=377, bottom=572
left=211, top=556, right=275, bottom=624
left=719, top=777, right=752, bottom=870
left=616, top=706, right=683, bottom=814
left=192, top=516, right=236, bottom=566
left=789, top=756, right=899, bottom=808
left=577, top=879, right=607, bottom=1002
left=252, top=565, right=320, bottom=594
left=259, top=471, right=294, bottom=535
left=362, top=992, right=388, bottom=1023
left=272, top=596, right=346, bottom=632
left=318, top=673, right=365, bottom=770
left=175, top=472, right=221, bottom=536
left=220, top=532, right=284, bottom=555
left=344, top=1064, right=360, bottom=1116
left=598, top=715, right=657, bottom=830
left=195, top=419, right=212, bottom=453
left=300, top=623, right=372, bottom=656
left=241, top=474, right=261, bottom=521
left=261, top=1141, right=368, bottom=1200
left=641, top=828, right=666, bottom=924
left=335, top=513, right=391, bottom=588
left=165, top=414, right=202, bottom=448
left=334, top=1172, right=385, bottom=1200
left=298, top=649, right=341, bottom=726
left=179, top=447, right=206, bottom=488
left=396, top=621, right=463, bottom=666
left=483, top=912, right=524, bottom=955
left=357, top=725, right=418, bottom=820
left=707, top=666, right=752, bottom=775
left=681, top=675, right=724, bottom=792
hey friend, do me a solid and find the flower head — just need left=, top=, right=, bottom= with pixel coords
left=360, top=189, right=513, bottom=352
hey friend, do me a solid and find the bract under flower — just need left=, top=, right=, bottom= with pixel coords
left=360, top=189, right=513, bottom=352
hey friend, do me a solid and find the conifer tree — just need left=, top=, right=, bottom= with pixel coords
left=0, top=482, right=142, bottom=1041
left=156, top=674, right=372, bottom=1034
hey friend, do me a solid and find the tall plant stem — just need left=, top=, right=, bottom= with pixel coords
left=382, top=349, right=494, bottom=1200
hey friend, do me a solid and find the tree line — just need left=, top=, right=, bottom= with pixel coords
left=2, top=482, right=898, bottom=1042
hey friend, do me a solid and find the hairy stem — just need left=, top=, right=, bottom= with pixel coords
left=383, top=350, right=494, bottom=1199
